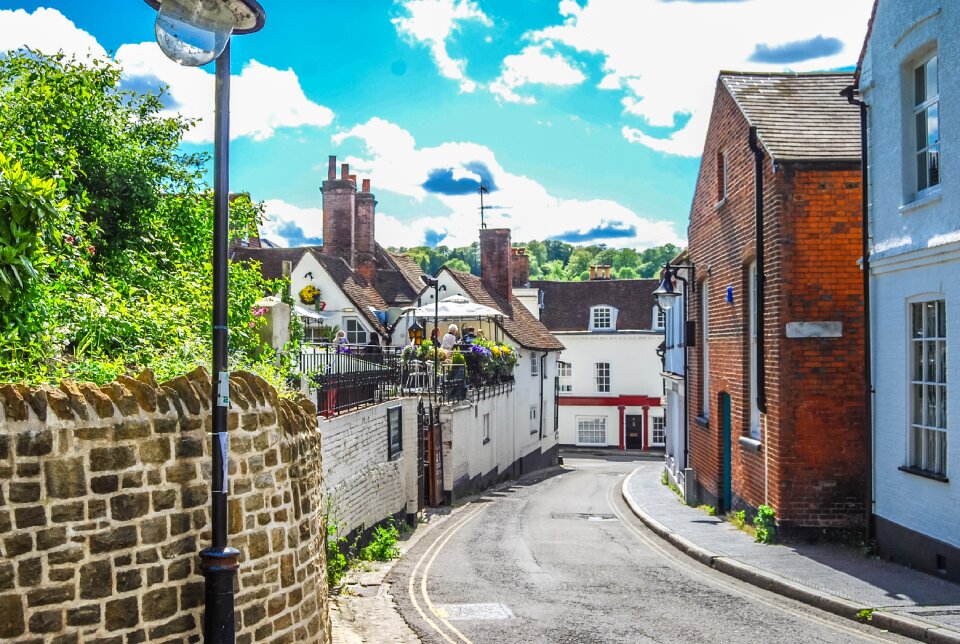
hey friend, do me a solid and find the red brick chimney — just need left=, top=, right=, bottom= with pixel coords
left=480, top=228, right=513, bottom=300
left=322, top=155, right=356, bottom=265
left=511, top=247, right=529, bottom=288
left=354, top=178, right=377, bottom=284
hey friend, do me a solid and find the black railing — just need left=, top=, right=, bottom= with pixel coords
left=300, top=344, right=516, bottom=416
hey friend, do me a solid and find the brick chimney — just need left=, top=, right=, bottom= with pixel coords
left=480, top=228, right=513, bottom=300
left=321, top=155, right=356, bottom=265
left=511, top=247, right=529, bottom=288
left=354, top=178, right=378, bottom=284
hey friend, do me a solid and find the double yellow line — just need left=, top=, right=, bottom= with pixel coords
left=406, top=503, right=488, bottom=644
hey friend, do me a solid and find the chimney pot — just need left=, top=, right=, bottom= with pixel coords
left=362, top=178, right=370, bottom=193
left=341, top=163, right=349, bottom=180
left=589, top=265, right=597, bottom=280
left=328, top=155, right=336, bottom=180
left=349, top=174, right=357, bottom=184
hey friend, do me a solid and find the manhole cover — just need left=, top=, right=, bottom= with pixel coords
left=436, top=603, right=514, bottom=620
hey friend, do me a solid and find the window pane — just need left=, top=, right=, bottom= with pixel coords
left=912, top=303, right=924, bottom=338
left=926, top=341, right=937, bottom=381
left=915, top=64, right=926, bottom=105
left=939, top=387, right=947, bottom=429
left=928, top=146, right=940, bottom=187
left=927, top=384, right=938, bottom=426
left=927, top=56, right=938, bottom=100
left=917, top=151, right=928, bottom=191
left=938, top=341, right=947, bottom=383
left=913, top=384, right=924, bottom=424
left=916, top=111, right=928, bottom=152
left=911, top=427, right=922, bottom=467
left=938, top=301, right=947, bottom=337
left=927, top=103, right=939, bottom=146
left=925, top=301, right=937, bottom=337
left=925, top=427, right=936, bottom=470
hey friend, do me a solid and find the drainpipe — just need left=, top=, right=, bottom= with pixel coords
left=748, top=127, right=768, bottom=414
left=842, top=84, right=874, bottom=542
left=539, top=352, right=546, bottom=440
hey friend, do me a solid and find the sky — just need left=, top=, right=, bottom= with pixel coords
left=0, top=0, right=874, bottom=250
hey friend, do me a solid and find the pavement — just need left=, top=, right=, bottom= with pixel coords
left=622, top=463, right=960, bottom=644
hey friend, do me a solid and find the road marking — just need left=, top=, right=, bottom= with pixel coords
left=407, top=503, right=487, bottom=643
left=606, top=475, right=896, bottom=643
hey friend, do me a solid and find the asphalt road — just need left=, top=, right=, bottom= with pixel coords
left=389, top=454, right=910, bottom=644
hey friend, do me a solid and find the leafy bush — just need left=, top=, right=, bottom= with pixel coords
left=359, top=521, right=400, bottom=562
left=754, top=505, right=777, bottom=544
left=325, top=507, right=349, bottom=590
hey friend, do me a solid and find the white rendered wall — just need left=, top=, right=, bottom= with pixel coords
left=291, top=253, right=377, bottom=340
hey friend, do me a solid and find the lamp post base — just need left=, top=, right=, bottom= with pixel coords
left=200, top=546, right=240, bottom=643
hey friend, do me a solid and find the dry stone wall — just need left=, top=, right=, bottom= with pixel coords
left=0, top=368, right=330, bottom=643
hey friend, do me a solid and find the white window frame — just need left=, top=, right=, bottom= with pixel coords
left=701, top=277, right=710, bottom=418
left=653, top=306, right=666, bottom=330
left=343, top=317, right=367, bottom=344
left=749, top=263, right=760, bottom=439
left=530, top=352, right=539, bottom=377
left=558, top=361, right=573, bottom=392
left=576, top=416, right=607, bottom=446
left=483, top=413, right=491, bottom=444
left=530, top=405, right=538, bottom=434
left=589, top=305, right=616, bottom=332
left=911, top=53, right=940, bottom=197
left=651, top=416, right=666, bottom=446
left=594, top=362, right=611, bottom=393
left=908, top=299, right=947, bottom=477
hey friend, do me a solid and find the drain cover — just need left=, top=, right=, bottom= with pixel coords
left=436, top=603, right=514, bottom=620
left=549, top=512, right=618, bottom=522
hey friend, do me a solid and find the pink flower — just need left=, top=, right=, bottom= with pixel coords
left=64, top=234, right=75, bottom=244
left=86, top=246, right=96, bottom=255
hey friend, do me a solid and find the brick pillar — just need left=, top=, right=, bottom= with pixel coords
left=479, top=228, right=513, bottom=300
left=511, top=248, right=530, bottom=288
left=355, top=179, right=377, bottom=283
left=321, top=155, right=356, bottom=266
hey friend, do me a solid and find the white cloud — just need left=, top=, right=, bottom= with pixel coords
left=1, top=7, right=333, bottom=145
left=526, top=0, right=874, bottom=156
left=116, top=43, right=334, bottom=143
left=490, top=44, right=586, bottom=104
left=393, top=0, right=491, bottom=93
left=0, top=7, right=106, bottom=59
left=260, top=200, right=325, bottom=248
left=330, top=117, right=683, bottom=249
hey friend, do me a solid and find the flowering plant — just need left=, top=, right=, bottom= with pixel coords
left=299, top=284, right=321, bottom=305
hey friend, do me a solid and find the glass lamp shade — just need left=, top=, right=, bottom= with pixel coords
left=653, top=275, right=678, bottom=311
left=408, top=322, right=424, bottom=346
left=155, top=0, right=236, bottom=66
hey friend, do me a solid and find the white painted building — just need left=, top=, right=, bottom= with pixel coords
left=533, top=275, right=665, bottom=450
left=858, top=0, right=960, bottom=581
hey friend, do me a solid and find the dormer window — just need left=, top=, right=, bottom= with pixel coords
left=590, top=305, right=617, bottom=332
left=653, top=306, right=666, bottom=330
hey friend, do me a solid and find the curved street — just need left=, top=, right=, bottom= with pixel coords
left=389, top=455, right=908, bottom=644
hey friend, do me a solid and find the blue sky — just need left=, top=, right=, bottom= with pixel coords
left=0, top=0, right=873, bottom=249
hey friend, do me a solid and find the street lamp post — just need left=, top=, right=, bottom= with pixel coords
left=653, top=262, right=695, bottom=470
left=420, top=276, right=446, bottom=399
left=143, top=1, right=265, bottom=641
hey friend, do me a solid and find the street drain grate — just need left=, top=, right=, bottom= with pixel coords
left=436, top=603, right=514, bottom=620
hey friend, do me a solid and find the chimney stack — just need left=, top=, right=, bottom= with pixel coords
left=589, top=265, right=597, bottom=280
left=511, top=247, right=530, bottom=288
left=480, top=228, right=513, bottom=301
left=322, top=154, right=356, bottom=265
left=354, top=178, right=377, bottom=284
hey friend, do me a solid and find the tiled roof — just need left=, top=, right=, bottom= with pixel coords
left=447, top=269, right=564, bottom=351
left=230, top=246, right=315, bottom=280
left=310, top=252, right=389, bottom=336
left=383, top=248, right=427, bottom=295
left=720, top=72, right=861, bottom=162
left=372, top=245, right=425, bottom=307
left=531, top=279, right=661, bottom=332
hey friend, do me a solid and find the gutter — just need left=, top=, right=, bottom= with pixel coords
left=841, top=84, right=874, bottom=542
left=748, top=127, right=768, bottom=414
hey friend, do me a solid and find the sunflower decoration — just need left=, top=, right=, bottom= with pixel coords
left=299, top=284, right=322, bottom=305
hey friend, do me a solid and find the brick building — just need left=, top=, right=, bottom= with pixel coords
left=685, top=72, right=867, bottom=538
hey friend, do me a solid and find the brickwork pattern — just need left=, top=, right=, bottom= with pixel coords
left=479, top=228, right=513, bottom=300
left=0, top=368, right=330, bottom=643
left=321, top=178, right=356, bottom=268
left=320, top=402, right=407, bottom=538
left=687, top=80, right=867, bottom=535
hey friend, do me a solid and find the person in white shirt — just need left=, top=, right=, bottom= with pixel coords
left=441, top=324, right=459, bottom=350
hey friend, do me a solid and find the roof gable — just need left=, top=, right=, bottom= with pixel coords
left=720, top=72, right=861, bottom=162
left=532, top=279, right=660, bottom=332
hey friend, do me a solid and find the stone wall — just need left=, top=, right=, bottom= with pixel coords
left=0, top=368, right=330, bottom=643
left=320, top=400, right=417, bottom=538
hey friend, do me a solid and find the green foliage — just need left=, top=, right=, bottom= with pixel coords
left=733, top=510, right=747, bottom=529
left=0, top=51, right=296, bottom=386
left=359, top=520, right=400, bottom=562
left=753, top=505, right=777, bottom=544
left=325, top=505, right=349, bottom=590
left=856, top=608, right=875, bottom=622
left=698, top=505, right=717, bottom=516
left=388, top=240, right=681, bottom=282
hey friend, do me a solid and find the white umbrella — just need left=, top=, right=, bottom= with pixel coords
left=294, top=305, right=327, bottom=321
left=407, top=297, right=503, bottom=319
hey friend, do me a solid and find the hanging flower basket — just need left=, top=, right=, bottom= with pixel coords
left=299, top=284, right=321, bottom=305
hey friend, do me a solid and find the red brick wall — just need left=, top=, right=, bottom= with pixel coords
left=354, top=189, right=377, bottom=284
left=686, top=80, right=866, bottom=536
left=480, top=228, right=512, bottom=299
left=321, top=159, right=355, bottom=266
left=511, top=248, right=530, bottom=288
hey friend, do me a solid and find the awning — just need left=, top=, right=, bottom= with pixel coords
left=406, top=295, right=503, bottom=319
left=294, top=305, right=327, bottom=321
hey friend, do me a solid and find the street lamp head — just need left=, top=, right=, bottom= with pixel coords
left=144, top=0, right=265, bottom=66
left=420, top=275, right=439, bottom=288
left=653, top=266, right=680, bottom=311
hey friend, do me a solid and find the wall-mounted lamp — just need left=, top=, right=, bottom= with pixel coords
left=305, top=271, right=314, bottom=280
left=408, top=321, right=424, bottom=346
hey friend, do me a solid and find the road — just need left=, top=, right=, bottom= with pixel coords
left=389, top=454, right=909, bottom=644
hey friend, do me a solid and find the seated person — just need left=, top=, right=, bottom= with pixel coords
left=336, top=330, right=348, bottom=345
left=441, top=324, right=459, bottom=350
left=462, top=326, right=476, bottom=343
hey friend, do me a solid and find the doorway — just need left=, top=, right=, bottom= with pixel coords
left=625, top=415, right=643, bottom=450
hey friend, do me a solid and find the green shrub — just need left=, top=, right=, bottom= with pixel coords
left=325, top=509, right=349, bottom=590
left=754, top=505, right=777, bottom=544
left=698, top=505, right=716, bottom=516
left=359, top=521, right=400, bottom=562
